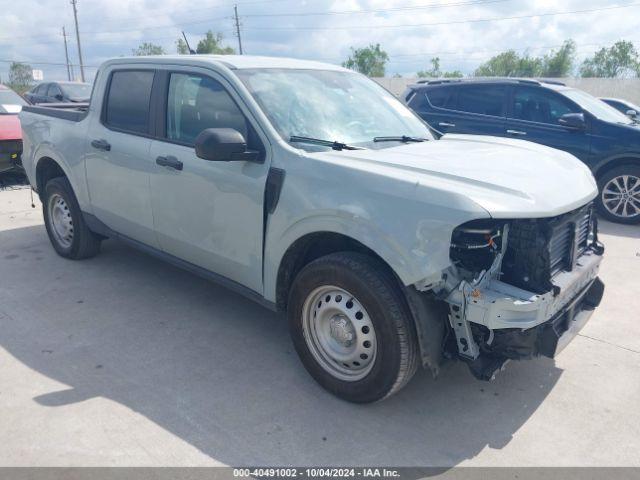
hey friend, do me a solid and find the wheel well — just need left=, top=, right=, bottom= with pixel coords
left=594, top=157, right=640, bottom=180
left=35, top=157, right=66, bottom=199
left=275, top=232, right=396, bottom=312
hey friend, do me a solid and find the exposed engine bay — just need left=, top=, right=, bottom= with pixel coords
left=433, top=202, right=605, bottom=381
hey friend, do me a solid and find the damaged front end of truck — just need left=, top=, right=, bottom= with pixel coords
left=418, top=202, right=605, bottom=381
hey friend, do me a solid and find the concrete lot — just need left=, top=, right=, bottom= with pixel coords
left=0, top=185, right=639, bottom=467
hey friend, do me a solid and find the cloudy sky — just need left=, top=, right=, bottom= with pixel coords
left=1, top=0, right=639, bottom=82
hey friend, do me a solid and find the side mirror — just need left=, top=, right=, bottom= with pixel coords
left=558, top=113, right=586, bottom=130
left=626, top=109, right=638, bottom=118
left=194, top=128, right=259, bottom=162
left=55, top=94, right=64, bottom=101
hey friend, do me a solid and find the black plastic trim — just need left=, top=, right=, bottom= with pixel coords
left=264, top=167, right=285, bottom=215
left=21, top=104, right=88, bottom=122
left=82, top=212, right=277, bottom=312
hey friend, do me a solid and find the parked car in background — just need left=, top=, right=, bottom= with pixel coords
left=0, top=84, right=26, bottom=174
left=19, top=55, right=605, bottom=402
left=600, top=97, right=640, bottom=122
left=403, top=78, right=640, bottom=224
left=24, top=81, right=92, bottom=105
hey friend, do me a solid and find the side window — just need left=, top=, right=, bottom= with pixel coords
left=35, top=84, right=47, bottom=95
left=48, top=84, right=62, bottom=98
left=104, top=70, right=155, bottom=134
left=425, top=87, right=457, bottom=110
left=407, top=91, right=427, bottom=111
left=511, top=87, right=577, bottom=125
left=166, top=73, right=248, bottom=145
left=456, top=85, right=506, bottom=117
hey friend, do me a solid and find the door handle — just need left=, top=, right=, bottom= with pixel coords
left=438, top=122, right=456, bottom=127
left=156, top=155, right=183, bottom=171
left=91, top=139, right=111, bottom=151
left=506, top=129, right=527, bottom=136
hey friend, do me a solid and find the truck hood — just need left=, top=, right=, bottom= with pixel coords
left=308, top=134, right=597, bottom=219
left=0, top=114, right=21, bottom=141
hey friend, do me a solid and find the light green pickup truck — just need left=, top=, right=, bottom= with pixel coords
left=20, top=55, right=605, bottom=402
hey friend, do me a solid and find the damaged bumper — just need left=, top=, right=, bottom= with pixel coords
left=451, top=248, right=603, bottom=332
left=446, top=247, right=604, bottom=378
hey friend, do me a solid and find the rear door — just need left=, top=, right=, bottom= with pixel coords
left=408, top=85, right=458, bottom=136
left=505, top=85, right=591, bottom=161
left=148, top=68, right=270, bottom=293
left=448, top=84, right=507, bottom=136
left=85, top=67, right=159, bottom=248
left=415, top=84, right=507, bottom=136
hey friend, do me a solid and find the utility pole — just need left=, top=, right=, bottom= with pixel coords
left=70, top=0, right=85, bottom=82
left=62, top=27, right=72, bottom=81
left=234, top=4, right=243, bottom=55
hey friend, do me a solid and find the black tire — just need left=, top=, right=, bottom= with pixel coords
left=43, top=176, right=102, bottom=259
left=287, top=252, right=419, bottom=403
left=596, top=165, right=640, bottom=225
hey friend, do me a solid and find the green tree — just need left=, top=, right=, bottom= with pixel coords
left=540, top=40, right=576, bottom=77
left=176, top=31, right=234, bottom=55
left=580, top=40, right=640, bottom=78
left=132, top=42, right=166, bottom=56
left=196, top=31, right=235, bottom=54
left=8, top=62, right=33, bottom=92
left=176, top=38, right=191, bottom=54
left=342, top=44, right=389, bottom=77
left=474, top=50, right=542, bottom=77
left=416, top=57, right=463, bottom=78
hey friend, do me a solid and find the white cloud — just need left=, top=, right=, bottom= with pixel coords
left=0, top=0, right=639, bottom=82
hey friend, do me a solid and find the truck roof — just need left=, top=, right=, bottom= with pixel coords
left=101, top=54, right=348, bottom=72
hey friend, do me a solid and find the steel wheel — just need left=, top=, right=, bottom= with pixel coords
left=48, top=193, right=74, bottom=248
left=301, top=285, right=377, bottom=382
left=601, top=174, right=640, bottom=219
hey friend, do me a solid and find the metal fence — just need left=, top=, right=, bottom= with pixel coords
left=372, top=77, right=640, bottom=104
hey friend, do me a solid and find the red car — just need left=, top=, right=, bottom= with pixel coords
left=0, top=84, right=27, bottom=174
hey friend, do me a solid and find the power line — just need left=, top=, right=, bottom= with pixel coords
left=243, top=0, right=512, bottom=18
left=0, top=0, right=510, bottom=42
left=0, top=0, right=290, bottom=41
left=243, top=2, right=640, bottom=30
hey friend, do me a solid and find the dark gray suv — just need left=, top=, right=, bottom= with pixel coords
left=404, top=78, right=640, bottom=224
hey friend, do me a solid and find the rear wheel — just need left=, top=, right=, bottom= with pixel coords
left=43, top=177, right=101, bottom=259
left=288, top=252, right=419, bottom=403
left=596, top=165, right=640, bottom=224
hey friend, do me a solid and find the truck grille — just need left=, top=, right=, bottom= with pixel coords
left=548, top=205, right=592, bottom=276
left=501, top=203, right=593, bottom=294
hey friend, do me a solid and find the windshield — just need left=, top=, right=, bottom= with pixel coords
left=561, top=89, right=634, bottom=125
left=61, top=83, right=92, bottom=98
left=0, top=89, right=27, bottom=113
left=235, top=68, right=432, bottom=150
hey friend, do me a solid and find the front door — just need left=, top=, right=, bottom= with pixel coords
left=505, top=85, right=592, bottom=162
left=85, top=68, right=159, bottom=248
left=148, top=70, right=270, bottom=293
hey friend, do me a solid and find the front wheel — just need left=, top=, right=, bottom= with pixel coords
left=596, top=165, right=640, bottom=224
left=287, top=252, right=419, bottom=403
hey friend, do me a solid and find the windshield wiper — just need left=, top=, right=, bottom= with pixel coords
left=290, top=135, right=363, bottom=151
left=373, top=135, right=428, bottom=143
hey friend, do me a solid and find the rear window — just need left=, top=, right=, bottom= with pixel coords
left=104, top=70, right=154, bottom=134
left=425, top=87, right=457, bottom=109
left=456, top=85, right=506, bottom=117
